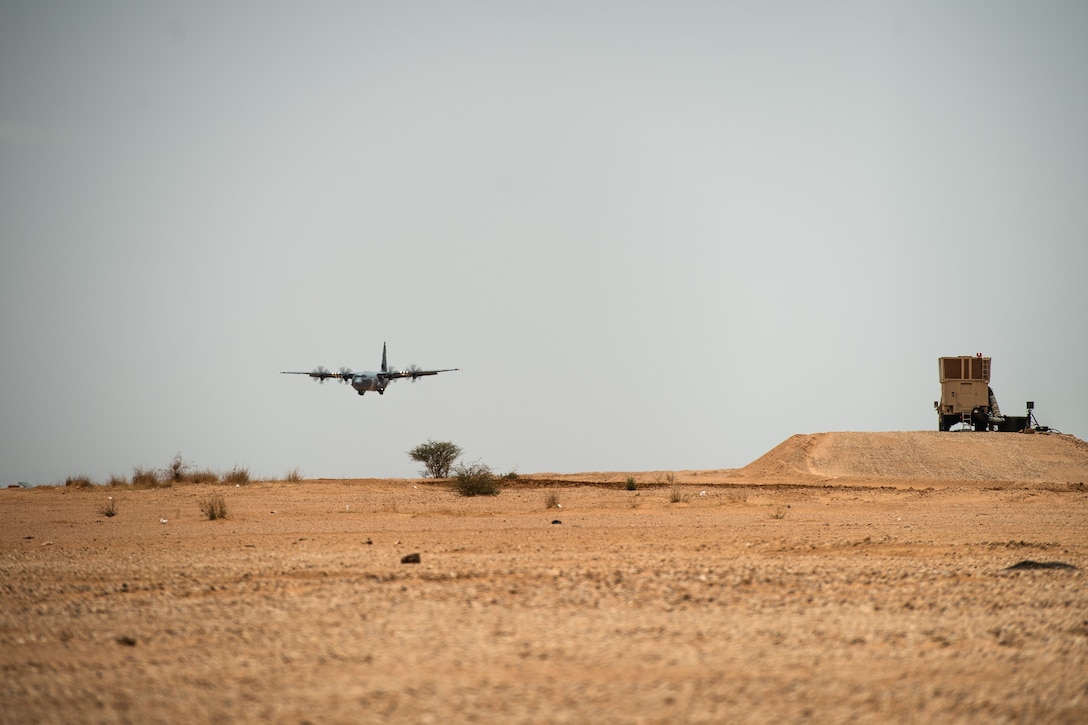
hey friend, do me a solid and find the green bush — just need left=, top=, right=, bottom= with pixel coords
left=453, top=461, right=499, bottom=497
left=408, top=439, right=463, bottom=478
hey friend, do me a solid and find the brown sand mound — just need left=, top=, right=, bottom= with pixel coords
left=739, top=431, right=1088, bottom=484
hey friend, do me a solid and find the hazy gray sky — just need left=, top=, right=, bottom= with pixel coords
left=2, top=1, right=1086, bottom=484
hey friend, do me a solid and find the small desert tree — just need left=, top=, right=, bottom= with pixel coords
left=408, top=439, right=462, bottom=478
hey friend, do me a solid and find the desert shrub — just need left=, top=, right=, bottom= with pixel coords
left=544, top=489, right=561, bottom=509
left=408, top=439, right=462, bottom=479
left=131, top=467, right=160, bottom=489
left=723, top=488, right=749, bottom=504
left=107, top=474, right=127, bottom=487
left=65, top=475, right=93, bottom=488
left=453, top=460, right=499, bottom=497
left=187, top=469, right=219, bottom=484
left=770, top=505, right=788, bottom=520
left=98, top=497, right=118, bottom=517
left=284, top=467, right=303, bottom=482
left=223, top=467, right=250, bottom=485
left=166, top=452, right=190, bottom=483
left=200, top=494, right=228, bottom=520
left=668, top=485, right=690, bottom=504
left=625, top=477, right=637, bottom=491
left=501, top=470, right=520, bottom=481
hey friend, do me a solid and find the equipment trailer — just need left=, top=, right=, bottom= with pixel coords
left=935, top=354, right=1033, bottom=432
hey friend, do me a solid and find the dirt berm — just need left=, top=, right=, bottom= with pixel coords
left=737, top=430, right=1088, bottom=486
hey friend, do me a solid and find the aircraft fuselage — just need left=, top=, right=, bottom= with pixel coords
left=351, top=373, right=385, bottom=395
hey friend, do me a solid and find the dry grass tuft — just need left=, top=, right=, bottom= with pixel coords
left=64, top=475, right=93, bottom=489
left=668, top=485, right=690, bottom=504
left=187, top=469, right=220, bottom=484
left=544, top=489, right=561, bottom=509
left=200, top=494, right=228, bottom=520
left=97, top=497, right=118, bottom=517
left=722, top=487, right=749, bottom=504
left=284, top=467, right=303, bottom=483
left=131, top=467, right=162, bottom=489
left=223, top=467, right=250, bottom=485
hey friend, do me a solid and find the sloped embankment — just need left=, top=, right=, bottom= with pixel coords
left=738, top=431, right=1088, bottom=485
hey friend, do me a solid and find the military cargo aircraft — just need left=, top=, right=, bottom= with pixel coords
left=282, top=343, right=458, bottom=396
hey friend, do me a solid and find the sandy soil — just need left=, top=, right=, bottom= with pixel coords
left=2, top=432, right=1087, bottom=724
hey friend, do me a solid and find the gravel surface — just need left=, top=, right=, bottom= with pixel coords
left=2, top=432, right=1087, bottom=724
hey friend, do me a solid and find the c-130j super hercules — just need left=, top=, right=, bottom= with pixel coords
left=934, top=354, right=1047, bottom=432
left=282, top=343, right=458, bottom=396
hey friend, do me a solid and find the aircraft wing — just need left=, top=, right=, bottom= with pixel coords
left=280, top=367, right=348, bottom=382
left=380, top=367, right=459, bottom=381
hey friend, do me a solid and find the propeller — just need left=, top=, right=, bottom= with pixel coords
left=383, top=361, right=405, bottom=382
left=310, top=366, right=334, bottom=383
left=406, top=364, right=423, bottom=382
left=338, top=367, right=354, bottom=384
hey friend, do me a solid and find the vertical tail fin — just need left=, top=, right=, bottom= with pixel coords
left=381, top=342, right=388, bottom=373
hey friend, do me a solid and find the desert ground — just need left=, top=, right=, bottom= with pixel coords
left=2, top=431, right=1087, bottom=724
